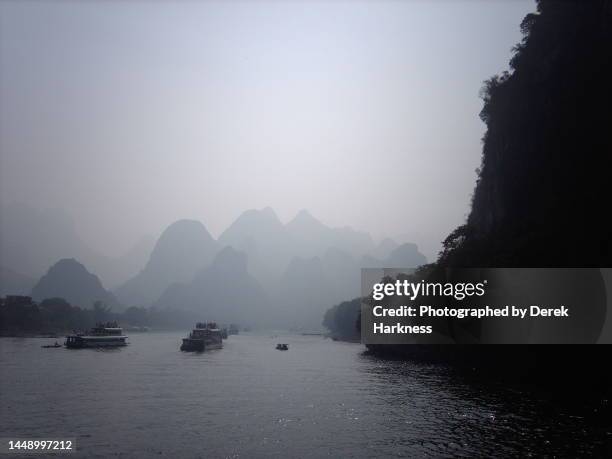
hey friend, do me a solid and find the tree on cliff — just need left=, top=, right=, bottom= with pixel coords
left=440, top=0, right=612, bottom=267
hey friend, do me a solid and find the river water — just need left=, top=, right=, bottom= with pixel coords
left=0, top=332, right=608, bottom=457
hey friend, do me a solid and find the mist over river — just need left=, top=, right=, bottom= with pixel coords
left=0, top=333, right=607, bottom=457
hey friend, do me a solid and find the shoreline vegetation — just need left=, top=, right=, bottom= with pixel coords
left=322, top=298, right=361, bottom=342
left=0, top=295, right=201, bottom=337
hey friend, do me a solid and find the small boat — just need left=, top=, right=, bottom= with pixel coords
left=42, top=342, right=61, bottom=348
left=181, top=322, right=224, bottom=352
left=276, top=343, right=289, bottom=351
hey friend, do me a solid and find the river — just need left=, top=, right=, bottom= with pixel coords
left=0, top=332, right=607, bottom=457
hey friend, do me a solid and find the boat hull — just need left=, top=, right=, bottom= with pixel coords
left=181, top=338, right=205, bottom=352
left=180, top=338, right=223, bottom=352
left=65, top=336, right=128, bottom=349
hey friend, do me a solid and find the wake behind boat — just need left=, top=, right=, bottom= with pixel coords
left=181, top=322, right=223, bottom=352
left=65, top=322, right=128, bottom=349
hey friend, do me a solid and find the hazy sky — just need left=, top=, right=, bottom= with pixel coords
left=0, top=0, right=534, bottom=260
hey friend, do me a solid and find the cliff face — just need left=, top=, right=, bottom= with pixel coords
left=366, top=2, right=612, bottom=375
left=441, top=0, right=612, bottom=267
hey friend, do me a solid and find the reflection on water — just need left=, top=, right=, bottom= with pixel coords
left=0, top=333, right=608, bottom=457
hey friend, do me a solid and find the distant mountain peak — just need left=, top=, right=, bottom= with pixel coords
left=159, top=219, right=212, bottom=239
left=261, top=206, right=278, bottom=217
left=144, top=219, right=216, bottom=272
left=114, top=219, right=218, bottom=306
left=47, top=258, right=90, bottom=275
left=295, top=208, right=313, bottom=219
left=372, top=237, right=399, bottom=259
left=386, top=243, right=427, bottom=268
left=31, top=258, right=118, bottom=307
left=150, top=219, right=213, bottom=257
left=219, top=208, right=286, bottom=248
left=286, top=209, right=325, bottom=229
left=240, top=207, right=281, bottom=222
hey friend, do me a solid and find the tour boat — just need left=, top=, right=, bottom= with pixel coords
left=64, top=322, right=128, bottom=348
left=180, top=322, right=224, bottom=352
